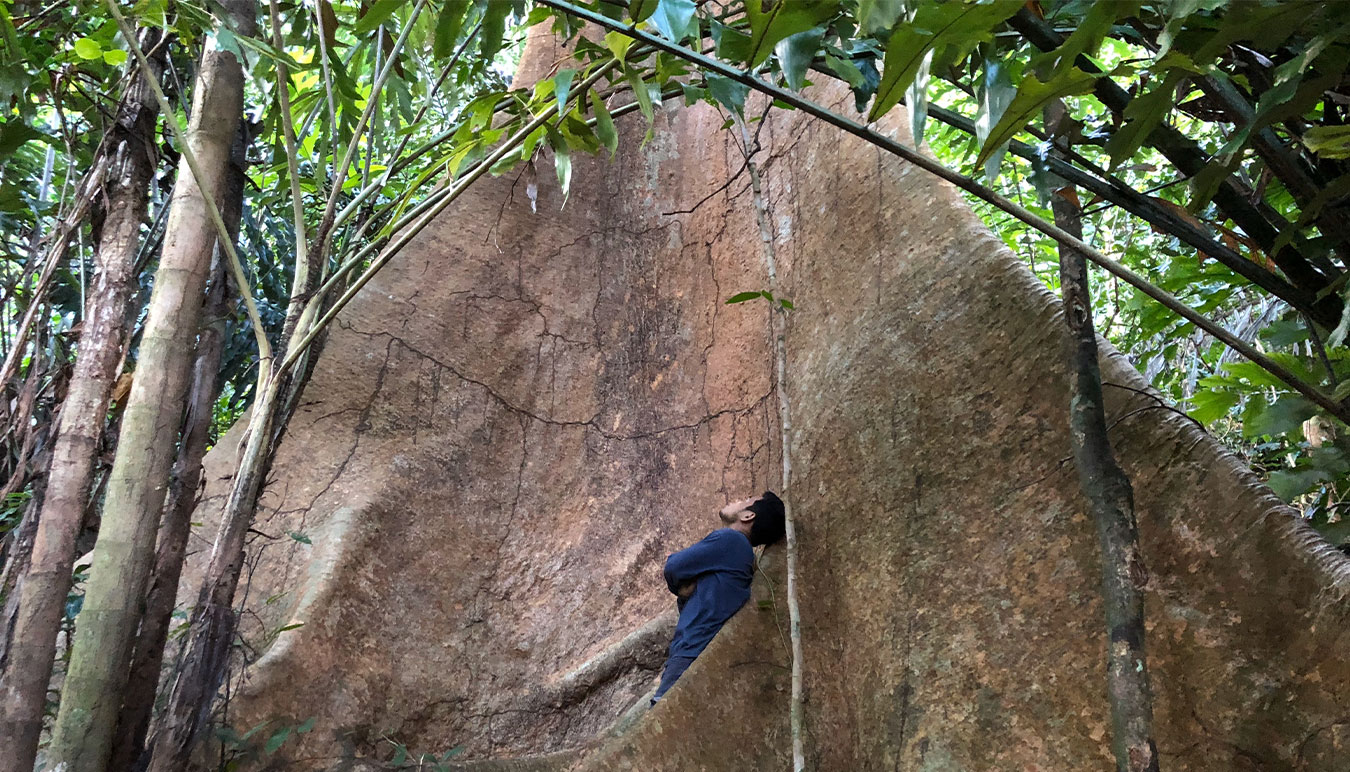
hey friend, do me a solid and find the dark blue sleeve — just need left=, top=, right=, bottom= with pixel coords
left=663, top=532, right=734, bottom=593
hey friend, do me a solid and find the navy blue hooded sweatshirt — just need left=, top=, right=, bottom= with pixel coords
left=662, top=528, right=754, bottom=658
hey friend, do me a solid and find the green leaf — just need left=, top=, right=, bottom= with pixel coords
left=775, top=27, right=825, bottom=91
left=0, top=121, right=48, bottom=161
left=706, top=73, right=749, bottom=118
left=1265, top=467, right=1326, bottom=501
left=1243, top=394, right=1317, bottom=439
left=977, top=69, right=1097, bottom=166
left=480, top=0, right=511, bottom=61
left=1304, top=125, right=1350, bottom=160
left=907, top=48, right=932, bottom=147
left=553, top=69, right=576, bottom=114
left=744, top=0, right=838, bottom=69
left=1222, top=360, right=1292, bottom=390
left=711, top=18, right=751, bottom=62
left=630, top=0, right=660, bottom=24
left=73, top=37, right=103, bottom=60
left=1259, top=319, right=1310, bottom=350
left=1104, top=70, right=1185, bottom=170
left=726, top=291, right=765, bottom=304
left=626, top=68, right=654, bottom=122
left=1187, top=388, right=1239, bottom=424
left=549, top=128, right=572, bottom=202
left=354, top=0, right=402, bottom=35
left=102, top=49, right=128, bottom=66
left=868, top=0, right=1021, bottom=123
left=288, top=530, right=311, bottom=544
left=391, top=744, right=408, bottom=766
left=648, top=0, right=696, bottom=43
left=1043, top=0, right=1136, bottom=77
left=296, top=717, right=317, bottom=734
left=857, top=0, right=905, bottom=37
left=605, top=30, right=634, bottom=61
left=1156, top=0, right=1223, bottom=57
left=590, top=91, right=618, bottom=157
left=265, top=726, right=292, bottom=755
left=433, top=0, right=472, bottom=58
left=974, top=58, right=1013, bottom=178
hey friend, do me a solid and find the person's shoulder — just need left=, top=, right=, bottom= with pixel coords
left=708, top=528, right=753, bottom=549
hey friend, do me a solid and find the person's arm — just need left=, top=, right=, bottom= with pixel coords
left=663, top=532, right=731, bottom=593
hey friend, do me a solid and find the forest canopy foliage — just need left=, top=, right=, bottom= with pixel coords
left=2, top=0, right=1350, bottom=768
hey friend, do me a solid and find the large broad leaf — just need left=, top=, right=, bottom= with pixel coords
left=353, top=0, right=402, bottom=35
left=711, top=18, right=751, bottom=62
left=0, top=121, right=48, bottom=161
left=976, top=68, right=1097, bottom=166
left=1242, top=394, right=1318, bottom=439
left=629, top=0, right=660, bottom=24
left=548, top=127, right=572, bottom=204
left=906, top=49, right=932, bottom=147
left=1043, top=0, right=1138, bottom=76
left=743, top=0, right=839, bottom=69
left=433, top=0, right=472, bottom=57
left=868, top=0, right=1021, bottom=123
left=553, top=69, right=576, bottom=115
left=826, top=54, right=880, bottom=113
left=1265, top=467, right=1327, bottom=501
left=857, top=0, right=905, bottom=37
left=625, top=67, right=655, bottom=122
left=775, top=26, right=825, bottom=91
left=590, top=91, right=618, bottom=157
left=1304, top=125, right=1350, bottom=159
left=648, top=0, right=696, bottom=44
left=706, top=73, right=749, bottom=118
left=973, top=58, right=1013, bottom=178
left=480, top=0, right=511, bottom=61
left=1188, top=388, right=1239, bottom=424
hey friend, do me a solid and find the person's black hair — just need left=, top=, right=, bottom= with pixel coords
left=747, top=491, right=786, bottom=547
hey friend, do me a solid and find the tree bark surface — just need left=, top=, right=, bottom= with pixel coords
left=177, top=31, right=1350, bottom=771
left=44, top=5, right=254, bottom=770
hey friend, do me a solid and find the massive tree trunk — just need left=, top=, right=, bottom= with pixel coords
left=44, top=4, right=255, bottom=770
left=179, top=31, right=1350, bottom=771
left=0, top=33, right=163, bottom=772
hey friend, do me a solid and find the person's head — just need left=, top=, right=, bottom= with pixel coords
left=718, top=491, right=786, bottom=547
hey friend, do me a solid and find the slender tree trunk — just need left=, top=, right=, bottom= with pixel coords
left=45, top=4, right=255, bottom=769
left=147, top=383, right=278, bottom=772
left=1048, top=105, right=1161, bottom=772
left=738, top=124, right=806, bottom=772
left=109, top=121, right=245, bottom=771
left=0, top=33, right=163, bottom=772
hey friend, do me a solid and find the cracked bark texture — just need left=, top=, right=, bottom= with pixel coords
left=185, top=29, right=1350, bottom=770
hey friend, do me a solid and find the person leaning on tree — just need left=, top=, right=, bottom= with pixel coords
left=651, top=491, right=787, bottom=705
